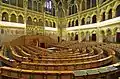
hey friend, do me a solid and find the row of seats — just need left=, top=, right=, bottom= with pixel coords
left=0, top=42, right=114, bottom=71
left=0, top=41, right=119, bottom=79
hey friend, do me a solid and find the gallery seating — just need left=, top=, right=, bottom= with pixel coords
left=0, top=37, right=119, bottom=79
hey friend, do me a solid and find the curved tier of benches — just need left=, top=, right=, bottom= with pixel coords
left=0, top=42, right=119, bottom=79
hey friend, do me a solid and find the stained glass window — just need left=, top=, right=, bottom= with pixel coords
left=45, top=0, right=52, bottom=11
left=45, top=0, right=55, bottom=16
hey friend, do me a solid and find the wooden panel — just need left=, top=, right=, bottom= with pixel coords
left=61, top=74, right=71, bottom=79
left=47, top=74, right=57, bottom=79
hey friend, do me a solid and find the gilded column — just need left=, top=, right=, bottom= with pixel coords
left=78, top=3, right=82, bottom=42
left=24, top=0, right=28, bottom=35
left=96, top=0, right=101, bottom=42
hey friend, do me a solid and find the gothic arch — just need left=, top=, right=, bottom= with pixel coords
left=18, top=15, right=24, bottom=23
left=27, top=16, right=33, bottom=25
left=2, top=12, right=9, bottom=21
left=10, top=14, right=17, bottom=22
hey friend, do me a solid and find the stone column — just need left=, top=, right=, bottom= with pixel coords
left=78, top=31, right=82, bottom=42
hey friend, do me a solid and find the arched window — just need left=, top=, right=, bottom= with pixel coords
left=53, top=22, right=56, bottom=28
left=58, top=2, right=64, bottom=17
left=81, top=18, right=85, bottom=25
left=33, top=18, right=38, bottom=26
left=18, top=15, right=24, bottom=23
left=10, top=0, right=16, bottom=6
left=69, top=7, right=71, bottom=15
left=38, top=3, right=42, bottom=12
left=45, top=0, right=52, bottom=11
left=27, top=17, right=32, bottom=25
left=33, top=1, right=37, bottom=11
left=39, top=19, right=43, bottom=26
left=92, top=0, right=96, bottom=7
left=28, top=0, right=32, bottom=10
left=102, top=12, right=105, bottom=21
left=69, top=0, right=77, bottom=15
left=82, top=0, right=85, bottom=11
left=2, top=12, right=9, bottom=21
left=86, top=16, right=91, bottom=24
left=52, top=8, right=55, bottom=16
left=92, top=15, right=97, bottom=23
left=116, top=5, right=120, bottom=17
left=2, top=0, right=9, bottom=4
left=45, top=0, right=56, bottom=16
left=75, top=19, right=79, bottom=26
left=72, top=5, right=74, bottom=14
left=11, top=14, right=16, bottom=22
left=50, top=21, right=52, bottom=27
left=108, top=9, right=112, bottom=19
left=68, top=22, right=71, bottom=27
left=72, top=20, right=74, bottom=27
left=18, top=0, right=23, bottom=7
left=87, top=0, right=90, bottom=9
left=45, top=21, right=48, bottom=26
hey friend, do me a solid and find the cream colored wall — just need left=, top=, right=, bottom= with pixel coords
left=64, top=0, right=120, bottom=43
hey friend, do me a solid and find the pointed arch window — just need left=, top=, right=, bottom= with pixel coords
left=11, top=14, right=16, bottom=22
left=28, top=0, right=32, bottom=10
left=58, top=2, right=64, bottom=17
left=92, top=15, right=97, bottom=23
left=18, top=0, right=23, bottom=7
left=92, top=0, right=96, bottom=7
left=102, top=12, right=105, bottom=21
left=87, top=0, right=90, bottom=9
left=69, top=0, right=77, bottom=15
left=45, top=0, right=55, bottom=16
left=108, top=9, right=112, bottom=19
left=116, top=5, right=120, bottom=17
left=53, top=22, right=56, bottom=28
left=38, top=3, right=42, bottom=12
left=72, top=20, right=74, bottom=27
left=68, top=22, right=71, bottom=27
left=82, top=0, right=85, bottom=11
left=33, top=1, right=37, bottom=11
left=75, top=19, right=78, bottom=26
left=2, top=12, right=9, bottom=21
left=81, top=18, right=85, bottom=25
left=18, top=15, right=24, bottom=23
left=10, top=0, right=16, bottom=6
